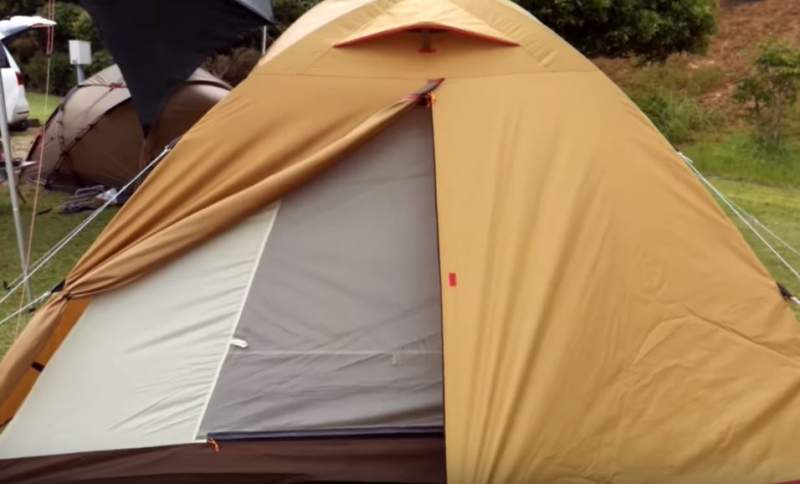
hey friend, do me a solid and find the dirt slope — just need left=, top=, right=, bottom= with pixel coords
left=596, top=0, right=800, bottom=106
left=712, top=0, right=800, bottom=77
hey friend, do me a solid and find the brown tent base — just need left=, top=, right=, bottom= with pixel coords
left=0, top=436, right=445, bottom=484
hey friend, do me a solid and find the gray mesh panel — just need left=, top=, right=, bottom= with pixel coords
left=199, top=107, right=442, bottom=435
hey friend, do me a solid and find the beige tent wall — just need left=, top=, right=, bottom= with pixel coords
left=0, top=75, right=425, bottom=429
left=0, top=206, right=279, bottom=458
left=25, top=66, right=133, bottom=188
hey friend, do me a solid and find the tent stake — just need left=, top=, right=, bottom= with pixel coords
left=0, top=76, right=33, bottom=302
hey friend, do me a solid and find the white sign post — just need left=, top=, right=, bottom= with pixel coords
left=68, top=39, right=91, bottom=83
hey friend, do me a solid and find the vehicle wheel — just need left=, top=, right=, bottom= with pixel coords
left=10, top=119, right=28, bottom=131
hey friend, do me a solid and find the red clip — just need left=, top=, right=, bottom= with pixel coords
left=207, top=437, right=220, bottom=453
left=448, top=273, right=457, bottom=287
left=425, top=93, right=437, bottom=108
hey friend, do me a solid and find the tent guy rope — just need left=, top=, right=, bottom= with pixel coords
left=0, top=143, right=174, bottom=311
left=0, top=290, right=50, bottom=328
left=734, top=202, right=800, bottom=260
left=681, top=152, right=800, bottom=296
left=23, top=0, right=57, bottom=274
left=15, top=0, right=57, bottom=337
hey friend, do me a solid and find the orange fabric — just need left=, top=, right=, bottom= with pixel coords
left=0, top=297, right=89, bottom=426
left=3, top=1, right=800, bottom=482
left=432, top=75, right=800, bottom=482
left=0, top=75, right=428, bottom=413
left=0, top=371, right=35, bottom=427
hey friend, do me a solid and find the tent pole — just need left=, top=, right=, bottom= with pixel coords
left=0, top=76, right=32, bottom=302
left=261, top=25, right=268, bottom=55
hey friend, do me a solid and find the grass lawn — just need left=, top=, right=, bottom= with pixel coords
left=685, top=133, right=800, bottom=189
left=0, top=186, right=117, bottom=355
left=0, top=92, right=113, bottom=355
left=711, top=179, right=800, bottom=319
left=9, top=92, right=62, bottom=159
left=26, top=91, right=60, bottom=125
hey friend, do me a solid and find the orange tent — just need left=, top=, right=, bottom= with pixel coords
left=1, top=1, right=800, bottom=482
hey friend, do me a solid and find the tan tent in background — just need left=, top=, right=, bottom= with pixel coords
left=2, top=0, right=800, bottom=482
left=23, top=64, right=230, bottom=190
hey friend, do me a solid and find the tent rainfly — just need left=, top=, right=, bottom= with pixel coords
left=2, top=0, right=800, bottom=482
left=79, top=0, right=273, bottom=131
left=24, top=65, right=230, bottom=190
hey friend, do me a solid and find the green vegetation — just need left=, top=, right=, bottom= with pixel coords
left=621, top=60, right=727, bottom=98
left=632, top=90, right=718, bottom=144
left=272, top=0, right=322, bottom=27
left=619, top=61, right=725, bottom=144
left=516, top=0, right=717, bottom=61
left=0, top=186, right=117, bottom=355
left=712, top=179, right=800, bottom=318
left=0, top=0, right=47, bottom=19
left=6, top=1, right=112, bottom=96
left=25, top=91, right=60, bottom=123
left=1, top=87, right=104, bottom=354
left=735, top=41, right=800, bottom=153
left=685, top=133, right=800, bottom=188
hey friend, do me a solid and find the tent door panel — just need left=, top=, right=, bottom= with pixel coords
left=198, top=106, right=443, bottom=436
left=0, top=207, right=278, bottom=459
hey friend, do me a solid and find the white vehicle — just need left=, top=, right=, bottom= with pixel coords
left=0, top=16, right=56, bottom=130
left=0, top=43, right=30, bottom=130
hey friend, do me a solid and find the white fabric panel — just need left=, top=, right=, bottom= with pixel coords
left=0, top=206, right=278, bottom=459
left=199, top=107, right=442, bottom=435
